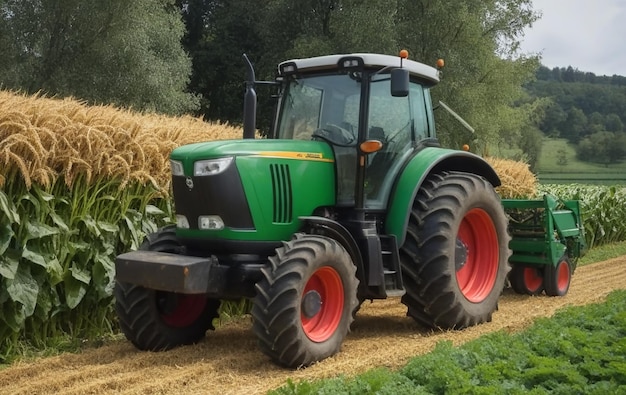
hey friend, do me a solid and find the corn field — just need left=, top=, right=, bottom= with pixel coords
left=0, top=90, right=242, bottom=360
left=540, top=184, right=626, bottom=250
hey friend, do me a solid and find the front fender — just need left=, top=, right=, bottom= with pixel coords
left=385, top=147, right=500, bottom=245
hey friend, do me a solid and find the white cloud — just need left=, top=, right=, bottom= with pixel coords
left=520, top=0, right=626, bottom=76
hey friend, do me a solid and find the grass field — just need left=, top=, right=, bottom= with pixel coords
left=536, top=138, right=626, bottom=185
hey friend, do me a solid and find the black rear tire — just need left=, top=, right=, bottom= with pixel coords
left=544, top=256, right=571, bottom=296
left=509, top=265, right=544, bottom=296
left=252, top=234, right=359, bottom=368
left=400, top=172, right=510, bottom=329
left=114, top=225, right=220, bottom=351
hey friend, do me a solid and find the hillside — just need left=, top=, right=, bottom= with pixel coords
left=535, top=137, right=626, bottom=184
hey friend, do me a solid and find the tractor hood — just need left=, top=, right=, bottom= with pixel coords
left=170, top=139, right=335, bottom=175
left=170, top=139, right=337, bottom=249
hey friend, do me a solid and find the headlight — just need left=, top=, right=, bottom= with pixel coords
left=194, top=157, right=233, bottom=176
left=198, top=215, right=224, bottom=230
left=176, top=215, right=190, bottom=229
left=170, top=160, right=184, bottom=176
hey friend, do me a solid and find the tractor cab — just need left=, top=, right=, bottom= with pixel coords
left=271, top=53, right=440, bottom=209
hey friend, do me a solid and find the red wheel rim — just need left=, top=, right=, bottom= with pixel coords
left=301, top=267, right=344, bottom=342
left=456, top=208, right=499, bottom=303
left=556, top=260, right=571, bottom=292
left=158, top=293, right=207, bottom=327
left=523, top=267, right=543, bottom=293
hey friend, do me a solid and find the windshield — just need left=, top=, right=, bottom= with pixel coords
left=276, top=74, right=361, bottom=141
left=276, top=73, right=361, bottom=204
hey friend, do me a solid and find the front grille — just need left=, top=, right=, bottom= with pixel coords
left=270, top=164, right=293, bottom=223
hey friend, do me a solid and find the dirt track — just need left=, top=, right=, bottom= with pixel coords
left=1, top=256, right=625, bottom=395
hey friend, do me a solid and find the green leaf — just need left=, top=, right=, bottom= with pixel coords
left=0, top=191, right=20, bottom=224
left=80, top=215, right=101, bottom=237
left=64, top=275, right=88, bottom=309
left=6, top=264, right=39, bottom=317
left=92, top=253, right=116, bottom=298
left=48, top=210, right=69, bottom=232
left=0, top=221, right=14, bottom=255
left=145, top=204, right=165, bottom=215
left=33, top=186, right=55, bottom=202
left=0, top=248, right=20, bottom=280
left=68, top=240, right=90, bottom=254
left=97, top=221, right=119, bottom=234
left=34, top=287, right=53, bottom=319
left=69, top=264, right=91, bottom=285
left=123, top=210, right=141, bottom=250
left=19, top=193, right=40, bottom=216
left=22, top=246, right=47, bottom=267
left=22, top=245, right=64, bottom=286
left=1, top=299, right=25, bottom=332
left=46, top=257, right=64, bottom=286
left=24, top=221, right=59, bottom=242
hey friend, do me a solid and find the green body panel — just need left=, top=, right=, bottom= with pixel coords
left=172, top=139, right=336, bottom=241
left=170, top=139, right=335, bottom=175
left=384, top=147, right=499, bottom=245
left=502, top=195, right=586, bottom=267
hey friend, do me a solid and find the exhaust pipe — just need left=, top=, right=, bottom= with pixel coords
left=242, top=54, right=256, bottom=139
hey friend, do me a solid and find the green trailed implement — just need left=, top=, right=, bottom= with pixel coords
left=503, top=194, right=587, bottom=297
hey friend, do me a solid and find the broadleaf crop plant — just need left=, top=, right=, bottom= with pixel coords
left=540, top=184, right=626, bottom=249
left=0, top=90, right=242, bottom=360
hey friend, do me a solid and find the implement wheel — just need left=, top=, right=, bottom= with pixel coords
left=114, top=226, right=220, bottom=351
left=509, top=265, right=544, bottom=296
left=252, top=234, right=359, bottom=368
left=400, top=172, right=510, bottom=329
left=544, top=256, right=572, bottom=296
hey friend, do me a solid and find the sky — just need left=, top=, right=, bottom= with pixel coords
left=519, top=0, right=626, bottom=76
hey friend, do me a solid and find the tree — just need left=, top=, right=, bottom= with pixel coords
left=577, top=131, right=626, bottom=166
left=173, top=0, right=541, bottom=145
left=178, top=0, right=271, bottom=123
left=518, top=126, right=543, bottom=171
left=540, top=100, right=567, bottom=137
left=605, top=113, right=624, bottom=132
left=394, top=0, right=540, bottom=149
left=0, top=0, right=198, bottom=115
left=562, top=66, right=576, bottom=82
left=556, top=148, right=568, bottom=166
left=561, top=107, right=587, bottom=143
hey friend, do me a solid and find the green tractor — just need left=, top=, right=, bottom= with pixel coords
left=115, top=51, right=512, bottom=368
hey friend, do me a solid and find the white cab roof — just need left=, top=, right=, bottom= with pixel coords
left=278, top=53, right=440, bottom=84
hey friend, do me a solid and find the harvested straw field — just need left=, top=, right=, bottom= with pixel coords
left=0, top=257, right=624, bottom=395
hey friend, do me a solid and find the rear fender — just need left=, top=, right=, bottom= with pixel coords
left=385, top=147, right=500, bottom=245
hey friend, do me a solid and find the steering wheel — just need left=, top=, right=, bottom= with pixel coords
left=311, top=123, right=357, bottom=147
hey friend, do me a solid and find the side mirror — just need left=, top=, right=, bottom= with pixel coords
left=390, top=68, right=409, bottom=97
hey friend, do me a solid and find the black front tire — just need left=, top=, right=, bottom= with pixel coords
left=114, top=226, right=220, bottom=351
left=400, top=172, right=510, bottom=329
left=252, top=234, right=359, bottom=368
